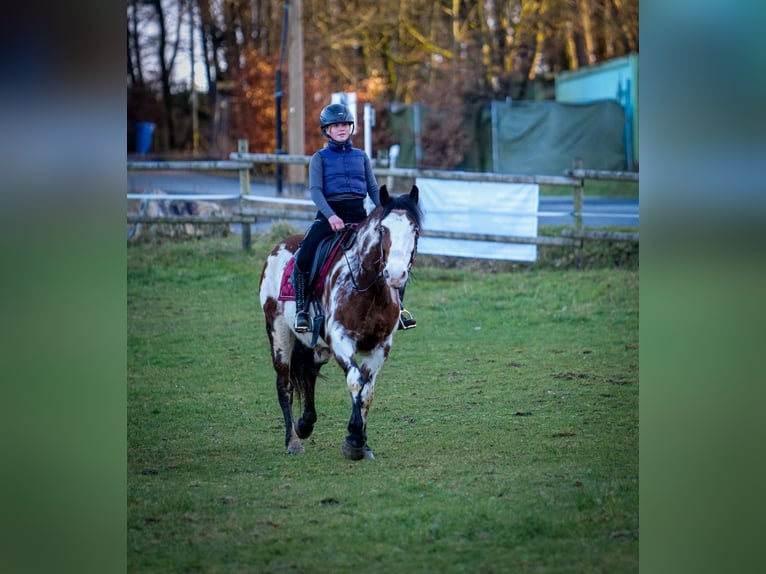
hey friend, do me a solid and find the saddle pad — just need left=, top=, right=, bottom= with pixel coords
left=278, top=258, right=297, bottom=301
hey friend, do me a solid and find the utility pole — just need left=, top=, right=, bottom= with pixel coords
left=275, top=1, right=290, bottom=196
left=287, top=0, right=305, bottom=191
left=189, top=0, right=199, bottom=156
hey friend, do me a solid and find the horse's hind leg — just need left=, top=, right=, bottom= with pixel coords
left=296, top=387, right=316, bottom=439
left=266, top=308, right=305, bottom=454
left=275, top=368, right=305, bottom=455
left=291, top=341, right=320, bottom=439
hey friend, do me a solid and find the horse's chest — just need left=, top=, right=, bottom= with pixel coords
left=328, top=295, right=397, bottom=352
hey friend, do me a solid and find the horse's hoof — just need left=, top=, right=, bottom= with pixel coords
left=342, top=439, right=365, bottom=461
left=286, top=443, right=305, bottom=455
left=296, top=418, right=314, bottom=439
left=363, top=444, right=375, bottom=460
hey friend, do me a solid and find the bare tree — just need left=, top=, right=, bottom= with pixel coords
left=127, top=0, right=145, bottom=86
left=148, top=0, right=185, bottom=148
left=127, top=0, right=638, bottom=153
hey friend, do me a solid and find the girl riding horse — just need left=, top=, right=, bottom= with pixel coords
left=293, top=103, right=416, bottom=332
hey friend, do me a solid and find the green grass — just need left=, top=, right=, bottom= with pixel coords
left=128, top=235, right=638, bottom=573
left=540, top=179, right=638, bottom=198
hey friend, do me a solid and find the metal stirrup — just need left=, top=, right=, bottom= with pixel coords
left=398, top=308, right=416, bottom=330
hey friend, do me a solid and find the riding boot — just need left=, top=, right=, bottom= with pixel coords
left=398, top=286, right=417, bottom=330
left=293, top=269, right=312, bottom=333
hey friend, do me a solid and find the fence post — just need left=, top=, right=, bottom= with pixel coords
left=571, top=158, right=584, bottom=234
left=571, top=158, right=584, bottom=268
left=238, top=139, right=252, bottom=252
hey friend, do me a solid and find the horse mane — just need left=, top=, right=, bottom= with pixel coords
left=380, top=193, right=423, bottom=229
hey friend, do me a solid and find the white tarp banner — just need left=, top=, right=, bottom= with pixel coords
left=415, top=178, right=539, bottom=261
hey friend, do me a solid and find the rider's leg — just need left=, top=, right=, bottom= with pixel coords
left=292, top=261, right=311, bottom=332
left=293, top=216, right=334, bottom=333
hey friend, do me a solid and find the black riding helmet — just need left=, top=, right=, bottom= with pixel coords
left=319, top=103, right=354, bottom=135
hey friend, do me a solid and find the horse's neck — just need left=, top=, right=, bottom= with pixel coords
left=341, top=219, right=385, bottom=291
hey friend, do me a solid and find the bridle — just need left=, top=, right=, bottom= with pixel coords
left=342, top=215, right=419, bottom=293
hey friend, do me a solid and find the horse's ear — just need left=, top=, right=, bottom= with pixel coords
left=380, top=184, right=390, bottom=205
left=410, top=185, right=419, bottom=204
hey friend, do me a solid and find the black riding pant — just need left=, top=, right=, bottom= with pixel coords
left=296, top=199, right=367, bottom=274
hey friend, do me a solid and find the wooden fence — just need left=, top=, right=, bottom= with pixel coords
left=128, top=140, right=638, bottom=252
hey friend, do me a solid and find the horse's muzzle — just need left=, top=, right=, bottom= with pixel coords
left=384, top=269, right=408, bottom=289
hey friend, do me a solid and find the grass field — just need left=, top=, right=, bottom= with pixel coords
left=128, top=234, right=638, bottom=573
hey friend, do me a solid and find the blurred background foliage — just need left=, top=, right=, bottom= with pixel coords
left=127, top=0, right=638, bottom=163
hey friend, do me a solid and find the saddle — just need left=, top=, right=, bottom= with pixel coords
left=279, top=226, right=357, bottom=345
left=278, top=226, right=357, bottom=303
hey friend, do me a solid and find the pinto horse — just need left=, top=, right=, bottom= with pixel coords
left=259, top=185, right=422, bottom=460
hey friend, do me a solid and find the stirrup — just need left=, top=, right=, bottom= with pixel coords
left=295, top=311, right=311, bottom=333
left=398, top=308, right=417, bottom=330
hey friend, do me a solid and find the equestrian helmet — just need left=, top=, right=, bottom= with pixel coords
left=319, top=103, right=354, bottom=131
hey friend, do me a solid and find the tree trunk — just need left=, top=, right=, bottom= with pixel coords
left=128, top=0, right=144, bottom=84
left=577, top=0, right=596, bottom=66
left=604, top=0, right=615, bottom=58
left=612, top=0, right=638, bottom=53
left=150, top=0, right=176, bottom=149
left=565, top=20, right=580, bottom=70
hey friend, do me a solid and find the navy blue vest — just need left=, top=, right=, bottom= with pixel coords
left=318, top=140, right=367, bottom=200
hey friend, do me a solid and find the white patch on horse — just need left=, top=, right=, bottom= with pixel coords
left=259, top=243, right=292, bottom=309
left=360, top=344, right=389, bottom=378
left=260, top=243, right=305, bottom=340
left=381, top=212, right=417, bottom=289
left=326, top=327, right=360, bottom=381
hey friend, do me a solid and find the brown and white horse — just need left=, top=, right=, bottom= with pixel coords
left=259, top=185, right=422, bottom=460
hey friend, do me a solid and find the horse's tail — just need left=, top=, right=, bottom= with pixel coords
left=289, top=338, right=320, bottom=401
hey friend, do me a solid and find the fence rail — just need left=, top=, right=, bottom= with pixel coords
left=127, top=160, right=251, bottom=171
left=564, top=168, right=639, bottom=182
left=128, top=142, right=638, bottom=252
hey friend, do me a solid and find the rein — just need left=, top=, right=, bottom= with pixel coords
left=342, top=229, right=385, bottom=293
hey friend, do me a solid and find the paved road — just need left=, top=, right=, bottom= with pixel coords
left=538, top=196, right=639, bottom=228
left=128, top=171, right=639, bottom=230
left=128, top=170, right=274, bottom=197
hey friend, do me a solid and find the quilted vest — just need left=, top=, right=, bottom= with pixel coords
left=319, top=140, right=367, bottom=199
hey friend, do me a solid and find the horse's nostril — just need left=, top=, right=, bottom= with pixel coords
left=386, top=271, right=407, bottom=288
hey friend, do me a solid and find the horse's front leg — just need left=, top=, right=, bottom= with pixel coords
left=337, top=345, right=388, bottom=461
left=340, top=366, right=373, bottom=461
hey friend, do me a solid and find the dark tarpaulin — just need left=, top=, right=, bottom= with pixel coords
left=388, top=99, right=626, bottom=175
left=492, top=99, right=627, bottom=175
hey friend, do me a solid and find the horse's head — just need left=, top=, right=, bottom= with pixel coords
left=376, top=185, right=422, bottom=289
